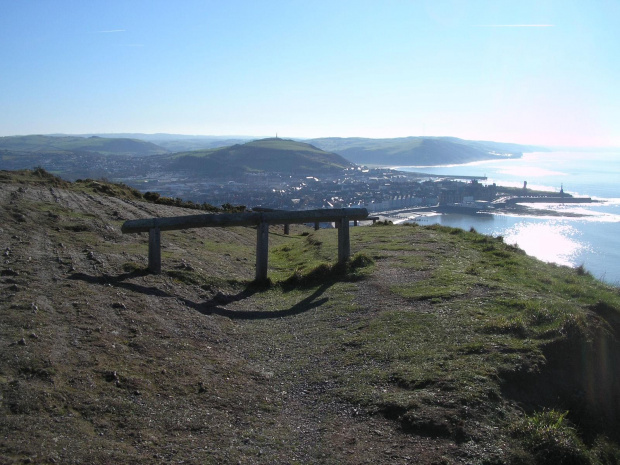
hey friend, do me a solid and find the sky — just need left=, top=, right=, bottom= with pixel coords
left=1, top=0, right=619, bottom=147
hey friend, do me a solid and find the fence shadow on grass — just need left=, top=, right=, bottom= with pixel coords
left=197, top=283, right=330, bottom=320
left=69, top=271, right=332, bottom=320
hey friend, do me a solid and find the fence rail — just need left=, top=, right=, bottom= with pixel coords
left=121, top=208, right=369, bottom=281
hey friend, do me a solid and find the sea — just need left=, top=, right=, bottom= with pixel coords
left=395, top=151, right=620, bottom=286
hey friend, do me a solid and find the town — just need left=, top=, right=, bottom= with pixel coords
left=118, top=166, right=497, bottom=212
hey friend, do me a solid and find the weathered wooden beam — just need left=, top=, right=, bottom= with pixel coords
left=272, top=208, right=368, bottom=224
left=255, top=221, right=270, bottom=281
left=148, top=227, right=161, bottom=274
left=122, top=212, right=262, bottom=234
left=122, top=208, right=368, bottom=234
left=337, top=218, right=351, bottom=264
left=122, top=208, right=369, bottom=279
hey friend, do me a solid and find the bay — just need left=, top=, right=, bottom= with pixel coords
left=397, top=152, right=620, bottom=286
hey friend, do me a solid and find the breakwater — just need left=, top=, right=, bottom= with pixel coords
left=497, top=196, right=597, bottom=205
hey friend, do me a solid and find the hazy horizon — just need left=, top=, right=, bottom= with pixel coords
left=1, top=1, right=618, bottom=147
left=3, top=132, right=618, bottom=151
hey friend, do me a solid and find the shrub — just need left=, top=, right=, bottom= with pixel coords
left=144, top=191, right=161, bottom=201
left=221, top=203, right=246, bottom=213
left=372, top=220, right=393, bottom=226
left=510, top=410, right=590, bottom=465
left=30, top=166, right=67, bottom=186
left=305, top=235, right=322, bottom=247
left=349, top=252, right=374, bottom=269
left=575, top=264, right=590, bottom=276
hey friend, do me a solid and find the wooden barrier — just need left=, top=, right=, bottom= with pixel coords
left=121, top=208, right=368, bottom=281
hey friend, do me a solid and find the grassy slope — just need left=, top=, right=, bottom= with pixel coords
left=155, top=138, right=252, bottom=152
left=168, top=138, right=353, bottom=175
left=1, top=170, right=619, bottom=464
left=308, top=136, right=543, bottom=166
left=0, top=135, right=169, bottom=156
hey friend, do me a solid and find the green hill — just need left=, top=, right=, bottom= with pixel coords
left=0, top=135, right=169, bottom=156
left=63, top=133, right=256, bottom=152
left=309, top=136, right=547, bottom=166
left=1, top=169, right=619, bottom=464
left=0, top=134, right=548, bottom=173
left=168, top=137, right=353, bottom=175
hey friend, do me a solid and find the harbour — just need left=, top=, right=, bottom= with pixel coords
left=393, top=151, right=620, bottom=285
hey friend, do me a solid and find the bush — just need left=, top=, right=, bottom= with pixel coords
left=143, top=193, right=222, bottom=212
left=221, top=203, right=246, bottom=213
left=144, top=191, right=161, bottom=201
left=372, top=220, right=393, bottom=226
left=510, top=410, right=590, bottom=465
left=575, top=264, right=590, bottom=276
left=349, top=252, right=374, bottom=269
left=30, top=167, right=67, bottom=186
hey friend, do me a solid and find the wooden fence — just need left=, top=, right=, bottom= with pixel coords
left=121, top=208, right=369, bottom=281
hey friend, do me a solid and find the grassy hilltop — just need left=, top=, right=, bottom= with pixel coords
left=1, top=170, right=620, bottom=464
left=307, top=136, right=547, bottom=166
left=169, top=138, right=353, bottom=176
left=0, top=135, right=169, bottom=156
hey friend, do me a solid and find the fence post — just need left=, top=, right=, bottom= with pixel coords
left=122, top=208, right=369, bottom=276
left=337, top=217, right=350, bottom=264
left=148, top=227, right=162, bottom=274
left=255, top=221, right=269, bottom=281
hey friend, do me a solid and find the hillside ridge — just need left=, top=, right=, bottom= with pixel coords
left=1, top=170, right=619, bottom=464
left=0, top=134, right=169, bottom=156
left=168, top=137, right=353, bottom=175
left=308, top=136, right=546, bottom=166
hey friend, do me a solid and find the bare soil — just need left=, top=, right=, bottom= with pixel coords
left=1, top=172, right=619, bottom=464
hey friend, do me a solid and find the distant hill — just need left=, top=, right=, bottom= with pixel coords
left=65, top=133, right=256, bottom=152
left=0, top=135, right=169, bottom=156
left=308, top=136, right=548, bottom=166
left=168, top=138, right=353, bottom=175
left=27, top=133, right=549, bottom=166
left=0, top=133, right=551, bottom=180
left=155, top=138, right=253, bottom=152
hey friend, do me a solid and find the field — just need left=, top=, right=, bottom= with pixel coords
left=1, top=170, right=619, bottom=464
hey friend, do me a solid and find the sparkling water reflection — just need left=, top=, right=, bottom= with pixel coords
left=400, top=151, right=620, bottom=285
left=501, top=222, right=587, bottom=267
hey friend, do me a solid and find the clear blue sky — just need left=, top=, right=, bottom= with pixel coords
left=1, top=0, right=618, bottom=146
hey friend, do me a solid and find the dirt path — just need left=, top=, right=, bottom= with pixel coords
left=4, top=177, right=618, bottom=464
left=0, top=185, right=304, bottom=461
left=1, top=180, right=464, bottom=463
left=0, top=180, right=462, bottom=463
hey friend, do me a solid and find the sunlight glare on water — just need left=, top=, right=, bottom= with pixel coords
left=401, top=151, right=620, bottom=284
left=502, top=222, right=587, bottom=267
left=497, top=166, right=566, bottom=178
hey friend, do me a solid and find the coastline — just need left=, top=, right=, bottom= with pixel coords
left=369, top=202, right=593, bottom=223
left=394, top=151, right=620, bottom=285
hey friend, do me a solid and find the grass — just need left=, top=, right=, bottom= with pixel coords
left=269, top=231, right=337, bottom=281
left=2, top=172, right=620, bottom=463
left=258, top=224, right=620, bottom=461
left=170, top=138, right=351, bottom=174
left=510, top=410, right=591, bottom=464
